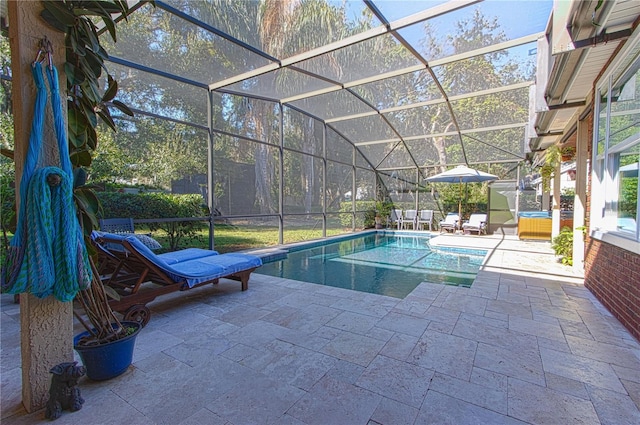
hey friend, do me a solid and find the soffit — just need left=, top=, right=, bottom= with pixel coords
left=535, top=0, right=640, bottom=150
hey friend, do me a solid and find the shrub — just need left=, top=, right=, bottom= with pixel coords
left=0, top=172, right=15, bottom=252
left=98, top=192, right=208, bottom=250
left=552, top=226, right=574, bottom=266
left=338, top=200, right=394, bottom=229
left=338, top=200, right=375, bottom=228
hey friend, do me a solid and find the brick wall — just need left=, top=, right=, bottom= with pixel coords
left=582, top=111, right=640, bottom=341
left=584, top=238, right=640, bottom=341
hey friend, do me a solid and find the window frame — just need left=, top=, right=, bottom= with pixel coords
left=590, top=31, right=640, bottom=253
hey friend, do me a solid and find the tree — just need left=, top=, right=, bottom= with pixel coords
left=0, top=34, right=15, bottom=251
left=189, top=0, right=376, bottom=214
left=416, top=8, right=533, bottom=173
left=90, top=2, right=533, bottom=215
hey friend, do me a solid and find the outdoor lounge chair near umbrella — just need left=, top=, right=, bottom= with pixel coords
left=462, top=213, right=488, bottom=235
left=439, top=213, right=460, bottom=233
left=426, top=165, right=498, bottom=231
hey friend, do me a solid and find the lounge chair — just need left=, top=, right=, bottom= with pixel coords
left=417, top=210, right=434, bottom=231
left=462, top=213, right=487, bottom=235
left=439, top=213, right=460, bottom=233
left=402, top=209, right=417, bottom=229
left=91, top=231, right=262, bottom=326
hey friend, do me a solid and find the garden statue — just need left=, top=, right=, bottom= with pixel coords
left=44, top=362, right=85, bottom=420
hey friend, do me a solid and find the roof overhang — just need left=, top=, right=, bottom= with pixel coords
left=530, top=0, right=640, bottom=155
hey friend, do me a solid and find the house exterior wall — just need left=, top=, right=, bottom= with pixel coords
left=582, top=28, right=640, bottom=342
left=584, top=238, right=640, bottom=341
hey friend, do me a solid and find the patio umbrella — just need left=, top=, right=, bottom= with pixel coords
left=425, top=165, right=498, bottom=230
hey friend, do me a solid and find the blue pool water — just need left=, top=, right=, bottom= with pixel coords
left=256, top=233, right=488, bottom=298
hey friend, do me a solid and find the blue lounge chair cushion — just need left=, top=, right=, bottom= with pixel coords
left=195, top=253, right=262, bottom=275
left=171, top=254, right=262, bottom=287
left=93, top=229, right=162, bottom=250
left=93, top=231, right=131, bottom=254
left=158, top=248, right=219, bottom=264
left=133, top=234, right=162, bottom=250
left=122, top=233, right=262, bottom=288
left=123, top=234, right=172, bottom=269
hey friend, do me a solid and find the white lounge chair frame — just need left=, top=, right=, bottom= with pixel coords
left=462, top=213, right=487, bottom=235
left=439, top=213, right=460, bottom=233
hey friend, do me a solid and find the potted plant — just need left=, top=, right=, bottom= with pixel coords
left=540, top=145, right=561, bottom=192
left=374, top=212, right=383, bottom=229
left=375, top=200, right=393, bottom=228
left=72, top=261, right=141, bottom=381
left=561, top=146, right=576, bottom=162
left=40, top=0, right=144, bottom=380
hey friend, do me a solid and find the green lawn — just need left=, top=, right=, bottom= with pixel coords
left=150, top=224, right=349, bottom=253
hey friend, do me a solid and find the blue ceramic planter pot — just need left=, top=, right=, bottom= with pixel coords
left=73, top=322, right=141, bottom=381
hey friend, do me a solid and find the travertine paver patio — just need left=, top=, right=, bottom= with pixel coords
left=2, top=233, right=640, bottom=424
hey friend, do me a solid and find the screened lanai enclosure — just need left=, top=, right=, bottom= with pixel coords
left=89, top=0, right=552, bottom=246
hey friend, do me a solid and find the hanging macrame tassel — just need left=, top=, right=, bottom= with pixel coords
left=1, top=62, right=48, bottom=293
left=1, top=61, right=92, bottom=301
left=45, top=63, right=92, bottom=297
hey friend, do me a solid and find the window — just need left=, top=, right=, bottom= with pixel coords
left=592, top=42, right=640, bottom=247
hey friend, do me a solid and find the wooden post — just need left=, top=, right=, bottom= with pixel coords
left=7, top=0, right=73, bottom=413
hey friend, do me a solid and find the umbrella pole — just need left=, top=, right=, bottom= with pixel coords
left=458, top=181, right=463, bottom=231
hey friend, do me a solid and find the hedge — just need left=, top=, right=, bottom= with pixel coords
left=97, top=192, right=208, bottom=250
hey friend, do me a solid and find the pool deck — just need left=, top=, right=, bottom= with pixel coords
left=2, top=233, right=640, bottom=424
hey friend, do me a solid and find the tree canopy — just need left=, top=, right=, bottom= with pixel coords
left=89, top=1, right=537, bottom=216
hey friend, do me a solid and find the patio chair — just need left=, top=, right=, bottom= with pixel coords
left=439, top=213, right=460, bottom=233
left=99, top=218, right=134, bottom=234
left=417, top=210, right=434, bottom=231
left=99, top=217, right=161, bottom=250
left=402, top=209, right=418, bottom=229
left=462, top=213, right=487, bottom=235
left=389, top=209, right=403, bottom=230
left=91, top=231, right=262, bottom=326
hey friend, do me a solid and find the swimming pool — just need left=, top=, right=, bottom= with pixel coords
left=256, top=232, right=488, bottom=298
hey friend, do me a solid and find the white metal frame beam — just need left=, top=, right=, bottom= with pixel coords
left=209, top=0, right=479, bottom=90
left=354, top=122, right=527, bottom=147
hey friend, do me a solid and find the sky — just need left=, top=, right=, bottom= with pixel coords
left=344, top=0, right=553, bottom=41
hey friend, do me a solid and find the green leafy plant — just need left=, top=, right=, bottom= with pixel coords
left=40, top=0, right=151, bottom=344
left=362, top=200, right=393, bottom=229
left=552, top=226, right=574, bottom=265
left=339, top=200, right=377, bottom=228
left=561, top=146, right=575, bottom=161
left=540, top=145, right=561, bottom=192
left=41, top=0, right=137, bottom=236
left=1, top=33, right=16, bottom=263
left=98, top=192, right=208, bottom=250
left=0, top=111, right=15, bottom=259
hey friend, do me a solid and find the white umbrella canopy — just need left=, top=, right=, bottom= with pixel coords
left=425, top=165, right=498, bottom=184
left=426, top=165, right=498, bottom=229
